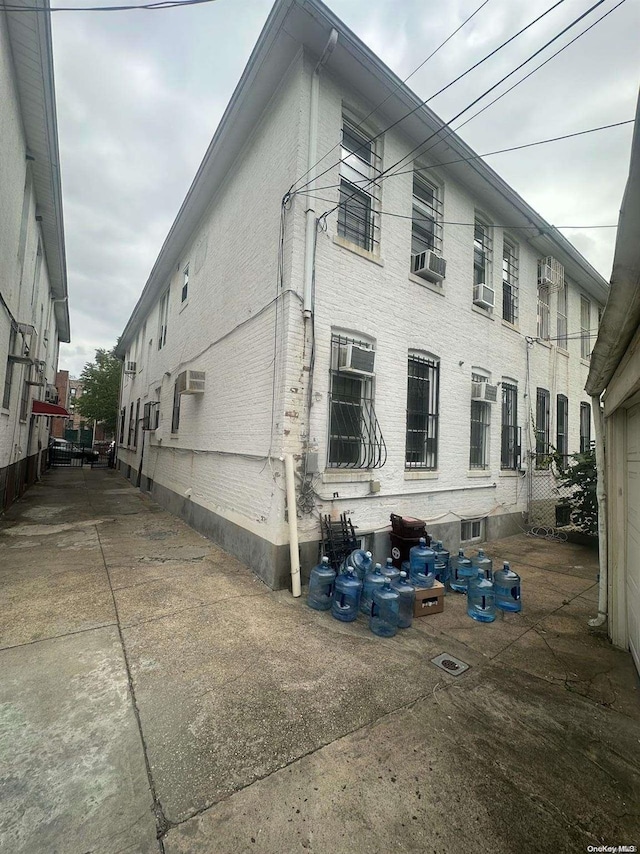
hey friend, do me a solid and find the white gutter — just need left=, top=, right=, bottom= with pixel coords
left=284, top=453, right=302, bottom=597
left=303, top=28, right=338, bottom=316
left=588, top=395, right=608, bottom=628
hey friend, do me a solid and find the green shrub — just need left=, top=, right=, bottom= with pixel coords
left=556, top=445, right=598, bottom=535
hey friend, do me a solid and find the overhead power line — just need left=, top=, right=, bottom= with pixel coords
left=0, top=0, right=219, bottom=11
left=316, top=0, right=617, bottom=226
left=290, top=0, right=493, bottom=192
left=292, top=0, right=570, bottom=194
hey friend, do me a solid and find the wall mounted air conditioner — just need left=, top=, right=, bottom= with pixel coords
left=471, top=381, right=498, bottom=403
left=411, top=249, right=447, bottom=282
left=125, top=361, right=137, bottom=374
left=338, top=343, right=375, bottom=376
left=473, top=283, right=495, bottom=310
left=178, top=370, right=206, bottom=394
left=142, top=400, right=159, bottom=430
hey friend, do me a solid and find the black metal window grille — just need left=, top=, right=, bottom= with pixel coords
left=171, top=382, right=181, bottom=434
left=473, top=220, right=491, bottom=289
left=328, top=334, right=386, bottom=469
left=580, top=401, right=591, bottom=453
left=535, top=387, right=550, bottom=468
left=2, top=324, right=17, bottom=409
left=19, top=364, right=31, bottom=421
left=158, top=289, right=169, bottom=350
left=502, top=240, right=518, bottom=324
left=557, top=394, right=568, bottom=467
left=470, top=374, right=490, bottom=469
left=557, top=285, right=568, bottom=349
left=337, top=121, right=380, bottom=252
left=127, top=402, right=135, bottom=446
left=119, top=407, right=126, bottom=446
left=182, top=265, right=189, bottom=303
left=411, top=174, right=442, bottom=256
left=133, top=398, right=140, bottom=449
left=537, top=285, right=550, bottom=340
left=405, top=354, right=439, bottom=470
left=501, top=382, right=519, bottom=470
left=580, top=296, right=591, bottom=359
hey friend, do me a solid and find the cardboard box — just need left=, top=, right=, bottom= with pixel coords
left=413, top=580, right=445, bottom=617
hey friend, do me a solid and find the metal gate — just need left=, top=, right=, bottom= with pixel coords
left=49, top=444, right=85, bottom=468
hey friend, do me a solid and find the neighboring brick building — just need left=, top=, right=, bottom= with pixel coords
left=116, top=0, right=607, bottom=589
left=50, top=369, right=69, bottom=438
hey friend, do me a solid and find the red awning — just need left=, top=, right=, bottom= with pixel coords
left=32, top=400, right=70, bottom=417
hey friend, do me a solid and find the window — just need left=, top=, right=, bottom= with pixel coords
left=171, top=381, right=181, bottom=433
left=181, top=265, right=189, bottom=303
left=127, top=402, right=134, bottom=446
left=473, top=219, right=491, bottom=290
left=461, top=518, right=485, bottom=542
left=119, top=407, right=126, bottom=446
left=537, top=285, right=550, bottom=340
left=2, top=324, right=17, bottom=409
left=31, top=241, right=43, bottom=307
left=19, top=365, right=31, bottom=421
left=133, top=398, right=140, bottom=449
left=328, top=333, right=386, bottom=468
left=411, top=174, right=442, bottom=257
left=557, top=285, right=567, bottom=349
left=500, top=382, right=519, bottom=470
left=502, top=239, right=518, bottom=324
left=557, top=394, right=568, bottom=468
left=337, top=120, right=380, bottom=252
left=535, top=388, right=550, bottom=468
left=580, top=296, right=591, bottom=359
left=405, top=353, right=439, bottom=470
left=470, top=373, right=490, bottom=470
left=158, top=289, right=170, bottom=350
left=580, top=402, right=591, bottom=453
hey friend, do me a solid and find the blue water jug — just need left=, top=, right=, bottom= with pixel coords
left=370, top=578, right=400, bottom=637
left=433, top=541, right=450, bottom=572
left=342, top=549, right=373, bottom=581
left=392, top=570, right=415, bottom=629
left=494, top=561, right=522, bottom=612
left=467, top=574, right=496, bottom=622
left=472, top=548, right=493, bottom=581
left=409, top=537, right=435, bottom=587
left=307, top=556, right=336, bottom=611
left=331, top=568, right=362, bottom=622
left=381, top=556, right=401, bottom=583
left=450, top=549, right=474, bottom=593
left=360, top=562, right=386, bottom=615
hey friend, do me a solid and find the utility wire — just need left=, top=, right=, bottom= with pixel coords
left=289, top=0, right=493, bottom=192
left=317, top=0, right=612, bottom=224
left=293, top=0, right=569, bottom=194
left=0, top=0, right=219, bottom=11
left=307, top=119, right=634, bottom=193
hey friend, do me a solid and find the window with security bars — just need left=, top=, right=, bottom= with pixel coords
left=473, top=219, right=491, bottom=289
left=119, top=407, right=126, bottom=446
left=411, top=174, right=442, bottom=256
left=537, top=285, right=550, bottom=340
left=133, top=398, right=140, bottom=449
left=580, top=401, right=591, bottom=453
left=501, top=382, right=519, bottom=470
left=328, top=334, right=386, bottom=469
left=580, top=296, right=591, bottom=359
left=2, top=324, right=17, bottom=409
left=502, top=240, right=518, bottom=324
left=127, top=401, right=135, bottom=446
left=171, top=381, right=181, bottom=434
left=470, top=373, right=490, bottom=470
left=19, top=364, right=31, bottom=421
left=405, top=353, right=439, bottom=469
left=556, top=394, right=569, bottom=468
left=337, top=120, right=380, bottom=253
left=535, top=388, right=550, bottom=469
left=557, top=285, right=568, bottom=349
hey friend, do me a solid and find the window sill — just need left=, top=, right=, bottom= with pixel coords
left=471, top=304, right=495, bottom=321
left=408, top=272, right=445, bottom=296
left=580, top=358, right=591, bottom=367
left=404, top=470, right=438, bottom=480
left=467, top=470, right=491, bottom=477
left=179, top=301, right=189, bottom=314
left=557, top=347, right=569, bottom=357
left=323, top=469, right=373, bottom=483
left=1, top=408, right=9, bottom=417
left=333, top=235, right=384, bottom=267
left=499, top=470, right=522, bottom=477
left=536, top=338, right=552, bottom=349
left=501, top=320, right=520, bottom=334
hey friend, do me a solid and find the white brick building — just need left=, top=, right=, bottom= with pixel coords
left=116, top=0, right=606, bottom=589
left=0, top=1, right=70, bottom=511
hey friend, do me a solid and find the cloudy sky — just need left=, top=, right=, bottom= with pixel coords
left=51, top=0, right=639, bottom=376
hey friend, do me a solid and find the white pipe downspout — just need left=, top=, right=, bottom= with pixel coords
left=284, top=454, right=302, bottom=597
left=303, top=28, right=338, bottom=317
left=589, top=395, right=608, bottom=627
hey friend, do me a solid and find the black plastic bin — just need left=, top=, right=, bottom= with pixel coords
left=389, top=532, right=431, bottom=569
left=390, top=513, right=427, bottom=539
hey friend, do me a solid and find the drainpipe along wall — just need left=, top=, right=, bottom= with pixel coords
left=588, top=394, right=608, bottom=628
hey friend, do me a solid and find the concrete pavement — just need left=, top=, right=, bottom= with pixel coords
left=0, top=467, right=638, bottom=854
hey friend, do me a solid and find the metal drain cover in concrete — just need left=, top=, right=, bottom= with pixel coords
left=431, top=653, right=470, bottom=676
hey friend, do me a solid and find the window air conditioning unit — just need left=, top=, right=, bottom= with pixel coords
left=125, top=361, right=137, bottom=374
left=338, top=343, right=375, bottom=376
left=473, top=283, right=495, bottom=310
left=471, top=381, right=498, bottom=403
left=411, top=250, right=447, bottom=282
left=178, top=369, right=206, bottom=394
left=142, top=400, right=159, bottom=430
left=538, top=256, right=564, bottom=292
